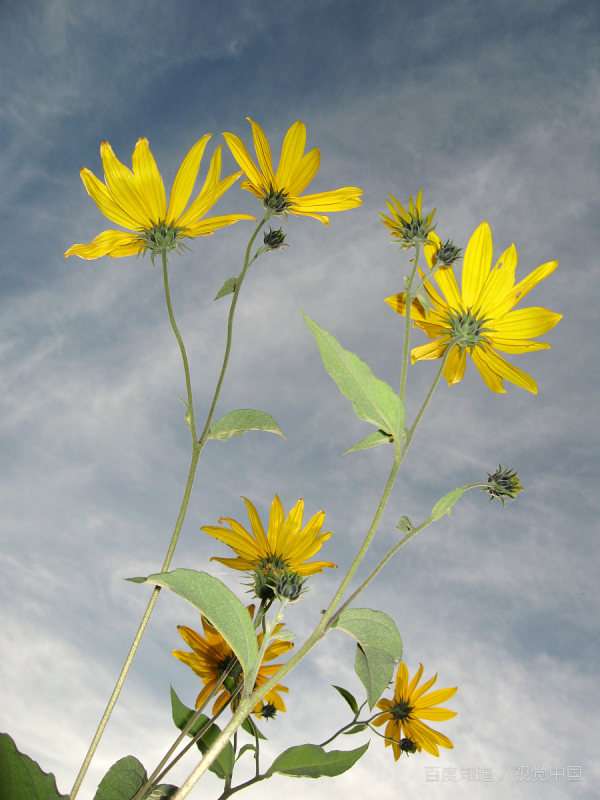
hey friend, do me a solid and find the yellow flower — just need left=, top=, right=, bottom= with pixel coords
left=201, top=495, right=337, bottom=577
left=64, top=137, right=254, bottom=260
left=172, top=605, right=293, bottom=717
left=373, top=663, right=457, bottom=760
left=385, top=221, right=562, bottom=394
left=222, top=118, right=363, bottom=225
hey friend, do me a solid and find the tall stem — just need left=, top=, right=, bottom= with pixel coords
left=399, top=241, right=421, bottom=402
left=70, top=217, right=269, bottom=799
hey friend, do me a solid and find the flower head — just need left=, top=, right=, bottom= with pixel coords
left=64, top=137, right=254, bottom=260
left=223, top=118, right=363, bottom=225
left=485, top=464, right=524, bottom=507
left=373, top=663, right=457, bottom=760
left=380, top=190, right=436, bottom=248
left=201, top=495, right=336, bottom=600
left=172, top=605, right=293, bottom=716
left=385, top=222, right=562, bottom=393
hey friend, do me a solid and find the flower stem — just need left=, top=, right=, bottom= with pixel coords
left=399, top=241, right=421, bottom=402
left=70, top=217, right=270, bottom=800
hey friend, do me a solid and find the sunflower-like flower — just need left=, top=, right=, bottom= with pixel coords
left=385, top=222, right=562, bottom=394
left=222, top=118, right=363, bottom=225
left=201, top=496, right=337, bottom=593
left=373, top=663, right=457, bottom=760
left=64, top=137, right=254, bottom=260
left=380, top=189, right=436, bottom=248
left=172, top=605, right=293, bottom=717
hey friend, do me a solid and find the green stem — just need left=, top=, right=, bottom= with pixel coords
left=399, top=241, right=421, bottom=402
left=403, top=343, right=451, bottom=453
left=198, top=214, right=271, bottom=445
left=70, top=218, right=270, bottom=800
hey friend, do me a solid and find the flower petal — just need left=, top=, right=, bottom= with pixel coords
left=243, top=497, right=270, bottom=553
left=275, top=121, right=306, bottom=190
left=248, top=118, right=276, bottom=189
left=132, top=138, right=166, bottom=222
left=79, top=168, right=140, bottom=230
left=223, top=132, right=264, bottom=190
left=267, top=494, right=285, bottom=551
left=474, top=244, right=517, bottom=314
left=461, top=221, right=493, bottom=308
left=443, top=344, right=467, bottom=385
left=287, top=148, right=320, bottom=197
left=492, top=307, right=562, bottom=339
left=414, top=707, right=457, bottom=721
left=64, top=230, right=139, bottom=260
left=473, top=347, right=538, bottom=394
left=411, top=338, right=450, bottom=363
left=101, top=141, right=154, bottom=228
left=166, top=134, right=212, bottom=224
left=491, top=260, right=559, bottom=319
left=183, top=214, right=255, bottom=237
left=470, top=347, right=506, bottom=393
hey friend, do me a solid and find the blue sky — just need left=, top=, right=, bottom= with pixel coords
left=1, top=0, right=599, bottom=798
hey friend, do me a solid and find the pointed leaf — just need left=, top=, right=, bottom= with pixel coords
left=342, top=429, right=393, bottom=456
left=92, top=756, right=147, bottom=800
left=130, top=570, right=258, bottom=680
left=241, top=716, right=267, bottom=741
left=431, top=488, right=465, bottom=521
left=333, top=609, right=403, bottom=709
left=207, top=409, right=286, bottom=442
left=301, top=312, right=405, bottom=437
left=332, top=685, right=359, bottom=716
left=343, top=724, right=368, bottom=735
left=0, top=733, right=68, bottom=800
left=265, top=743, right=369, bottom=779
left=214, top=277, right=237, bottom=300
left=170, top=687, right=234, bottom=781
left=235, top=744, right=256, bottom=763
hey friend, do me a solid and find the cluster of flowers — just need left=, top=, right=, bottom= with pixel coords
left=65, top=117, right=560, bottom=761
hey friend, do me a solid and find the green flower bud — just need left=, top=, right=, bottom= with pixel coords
left=258, top=702, right=278, bottom=720
left=484, top=464, right=524, bottom=507
left=250, top=557, right=305, bottom=602
left=435, top=239, right=462, bottom=268
left=399, top=737, right=418, bottom=755
left=263, top=227, right=288, bottom=251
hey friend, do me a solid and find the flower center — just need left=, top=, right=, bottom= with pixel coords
left=263, top=186, right=292, bottom=215
left=137, top=221, right=190, bottom=264
left=390, top=700, right=413, bottom=720
left=442, top=307, right=494, bottom=353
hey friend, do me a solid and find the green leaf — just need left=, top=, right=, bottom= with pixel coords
left=265, top=743, right=369, bottom=779
left=431, top=487, right=465, bottom=521
left=214, top=277, right=237, bottom=300
left=301, top=312, right=405, bottom=437
left=170, top=687, right=234, bottom=781
left=241, top=716, right=267, bottom=741
left=0, top=733, right=68, bottom=800
left=414, top=289, right=432, bottom=316
left=92, top=756, right=147, bottom=800
left=207, top=409, right=286, bottom=442
left=332, top=685, right=359, bottom=716
left=341, top=429, right=393, bottom=456
left=235, top=744, right=256, bottom=763
left=130, top=570, right=258, bottom=680
left=343, top=724, right=368, bottom=735
left=334, top=609, right=403, bottom=709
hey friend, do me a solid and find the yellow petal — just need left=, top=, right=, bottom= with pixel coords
left=492, top=307, right=562, bottom=339
left=411, top=339, right=450, bottom=363
left=295, top=559, right=338, bottom=576
left=210, top=556, right=253, bottom=571
left=443, top=344, right=467, bottom=385
left=406, top=664, right=425, bottom=696
left=488, top=337, right=551, bottom=354
left=492, top=260, right=559, bottom=319
left=461, top=221, right=493, bottom=308
left=166, top=134, right=212, bottom=224
left=107, top=239, right=146, bottom=258
left=267, top=495, right=285, bottom=551
left=175, top=145, right=221, bottom=228
left=287, top=148, right=320, bottom=197
left=414, top=686, right=458, bottom=708
left=292, top=187, right=363, bottom=210
left=239, top=178, right=266, bottom=199
left=79, top=168, right=140, bottom=230
left=474, top=244, right=517, bottom=314
left=183, top=213, right=255, bottom=237
left=289, top=209, right=330, bottom=225
left=132, top=138, right=166, bottom=222
left=275, top=121, right=306, bottom=190
left=473, top=347, right=538, bottom=393
left=64, top=230, right=139, bottom=259
left=432, top=263, right=462, bottom=310
left=415, top=708, right=457, bottom=721
left=223, top=132, right=265, bottom=190
left=243, top=497, right=269, bottom=552
left=470, top=348, right=506, bottom=393
left=247, top=118, right=276, bottom=188
left=100, top=142, right=153, bottom=228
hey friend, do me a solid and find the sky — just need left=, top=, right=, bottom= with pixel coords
left=1, top=0, right=599, bottom=798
